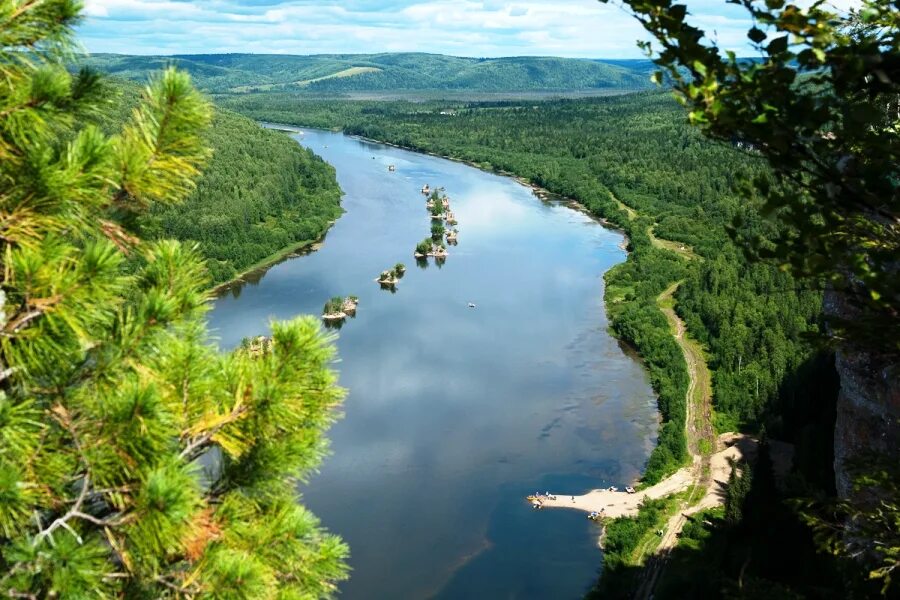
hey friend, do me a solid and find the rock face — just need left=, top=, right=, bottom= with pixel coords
left=826, top=288, right=900, bottom=499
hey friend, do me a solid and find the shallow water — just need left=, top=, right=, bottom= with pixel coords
left=208, top=128, right=658, bottom=598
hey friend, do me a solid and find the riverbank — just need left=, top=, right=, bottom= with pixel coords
left=205, top=125, right=660, bottom=599
left=537, top=433, right=775, bottom=518
left=210, top=217, right=339, bottom=294
left=348, top=133, right=631, bottom=241
left=323, top=128, right=688, bottom=493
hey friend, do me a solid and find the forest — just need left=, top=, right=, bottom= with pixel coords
left=79, top=53, right=653, bottom=95
left=223, top=91, right=826, bottom=471
left=101, top=82, right=343, bottom=285
left=219, top=90, right=844, bottom=595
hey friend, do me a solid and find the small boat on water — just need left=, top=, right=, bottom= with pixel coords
left=388, top=165, right=396, bottom=172
left=421, top=184, right=430, bottom=194
left=467, top=302, right=476, bottom=309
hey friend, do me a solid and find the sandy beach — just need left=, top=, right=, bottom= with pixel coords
left=533, top=434, right=791, bottom=518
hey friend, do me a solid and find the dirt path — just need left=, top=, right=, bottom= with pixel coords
left=656, top=282, right=715, bottom=461
left=525, top=193, right=718, bottom=597
left=553, top=194, right=718, bottom=597
left=631, top=256, right=715, bottom=597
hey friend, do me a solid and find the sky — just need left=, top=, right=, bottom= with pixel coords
left=77, top=0, right=759, bottom=58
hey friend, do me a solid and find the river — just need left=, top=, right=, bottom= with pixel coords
left=207, top=128, right=659, bottom=598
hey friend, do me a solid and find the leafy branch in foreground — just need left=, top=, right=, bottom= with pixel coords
left=606, top=0, right=899, bottom=349
left=606, top=0, right=898, bottom=592
left=0, top=1, right=348, bottom=597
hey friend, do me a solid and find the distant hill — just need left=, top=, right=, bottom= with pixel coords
left=78, top=53, right=654, bottom=95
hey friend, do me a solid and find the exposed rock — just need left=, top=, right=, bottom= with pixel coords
left=825, top=288, right=900, bottom=500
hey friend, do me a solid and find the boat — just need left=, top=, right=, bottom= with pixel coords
left=467, top=302, right=476, bottom=309
left=388, top=165, right=396, bottom=172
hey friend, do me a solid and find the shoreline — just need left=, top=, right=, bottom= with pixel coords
left=536, top=434, right=758, bottom=519
left=216, top=122, right=630, bottom=299
left=238, top=122, right=658, bottom=505
left=348, top=133, right=631, bottom=243
left=209, top=217, right=339, bottom=295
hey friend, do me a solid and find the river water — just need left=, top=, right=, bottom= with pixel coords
left=208, top=128, right=659, bottom=598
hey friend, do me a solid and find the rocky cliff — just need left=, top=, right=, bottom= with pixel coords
left=826, top=289, right=900, bottom=500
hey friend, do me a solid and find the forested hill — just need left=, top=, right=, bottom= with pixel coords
left=222, top=92, right=841, bottom=595
left=103, top=81, right=343, bottom=285
left=79, top=53, right=653, bottom=95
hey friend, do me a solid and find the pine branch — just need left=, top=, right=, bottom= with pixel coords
left=179, top=403, right=248, bottom=463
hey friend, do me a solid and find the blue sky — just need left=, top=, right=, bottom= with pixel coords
left=77, top=0, right=758, bottom=58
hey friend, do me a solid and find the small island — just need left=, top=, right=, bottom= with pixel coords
left=377, top=263, right=406, bottom=287
left=322, top=295, right=359, bottom=321
left=414, top=238, right=448, bottom=259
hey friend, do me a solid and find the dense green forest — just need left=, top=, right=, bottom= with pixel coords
left=216, top=91, right=843, bottom=595
left=219, top=92, right=825, bottom=471
left=79, top=53, right=653, bottom=95
left=101, top=82, right=343, bottom=285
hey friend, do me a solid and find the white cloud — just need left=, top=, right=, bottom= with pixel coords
left=76, top=0, right=757, bottom=58
left=82, top=0, right=109, bottom=17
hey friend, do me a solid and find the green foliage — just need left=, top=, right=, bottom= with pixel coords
left=102, top=81, right=343, bottom=286
left=656, top=452, right=853, bottom=598
left=588, top=497, right=673, bottom=598
left=252, top=92, right=822, bottom=484
left=612, top=0, right=899, bottom=348
left=797, top=455, right=900, bottom=596
left=415, top=238, right=432, bottom=255
left=323, top=296, right=345, bottom=315
left=0, top=4, right=347, bottom=597
left=724, top=460, right=752, bottom=525
left=612, top=0, right=899, bottom=591
left=78, top=52, right=654, bottom=95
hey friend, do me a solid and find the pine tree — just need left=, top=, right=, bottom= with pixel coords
left=0, top=1, right=348, bottom=597
left=724, top=461, right=752, bottom=527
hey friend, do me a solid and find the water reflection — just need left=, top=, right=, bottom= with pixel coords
left=207, top=128, right=659, bottom=599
